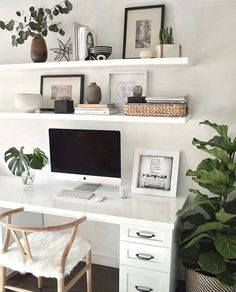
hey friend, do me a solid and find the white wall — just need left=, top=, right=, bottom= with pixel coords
left=0, top=0, right=236, bottom=270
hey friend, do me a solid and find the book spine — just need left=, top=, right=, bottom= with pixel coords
left=74, top=109, right=119, bottom=115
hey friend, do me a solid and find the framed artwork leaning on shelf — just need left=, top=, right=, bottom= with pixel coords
left=131, top=148, right=180, bottom=197
left=123, top=4, right=165, bottom=59
left=109, top=70, right=147, bottom=112
left=40, top=74, right=85, bottom=111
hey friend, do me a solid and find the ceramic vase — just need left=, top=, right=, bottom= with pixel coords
left=15, top=93, right=43, bottom=112
left=85, top=82, right=102, bottom=104
left=31, top=35, right=48, bottom=63
left=156, top=44, right=182, bottom=58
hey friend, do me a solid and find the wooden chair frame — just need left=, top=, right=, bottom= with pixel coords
left=0, top=208, right=92, bottom=292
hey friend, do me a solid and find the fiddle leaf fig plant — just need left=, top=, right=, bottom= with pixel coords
left=177, top=120, right=236, bottom=287
left=0, top=0, right=73, bottom=46
left=4, top=146, right=48, bottom=176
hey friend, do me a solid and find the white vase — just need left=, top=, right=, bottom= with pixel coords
left=21, top=169, right=35, bottom=185
left=156, top=44, right=182, bottom=58
left=15, top=93, right=43, bottom=113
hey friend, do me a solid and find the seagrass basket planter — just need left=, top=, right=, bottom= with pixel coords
left=186, top=270, right=236, bottom=292
left=124, top=102, right=188, bottom=117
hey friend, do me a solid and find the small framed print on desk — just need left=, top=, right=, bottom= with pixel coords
left=131, top=149, right=180, bottom=198
left=40, top=74, right=85, bottom=111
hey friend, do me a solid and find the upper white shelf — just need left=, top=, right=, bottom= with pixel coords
left=0, top=57, right=192, bottom=71
left=0, top=112, right=190, bottom=124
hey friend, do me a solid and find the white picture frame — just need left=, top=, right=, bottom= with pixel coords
left=131, top=149, right=180, bottom=198
left=109, top=71, right=148, bottom=112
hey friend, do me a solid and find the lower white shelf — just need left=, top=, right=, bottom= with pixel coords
left=0, top=112, right=190, bottom=124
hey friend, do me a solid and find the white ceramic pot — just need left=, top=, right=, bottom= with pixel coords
left=156, top=44, right=182, bottom=58
left=15, top=93, right=43, bottom=113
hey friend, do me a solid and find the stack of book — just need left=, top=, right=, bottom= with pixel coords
left=145, top=96, right=189, bottom=104
left=74, top=104, right=119, bottom=115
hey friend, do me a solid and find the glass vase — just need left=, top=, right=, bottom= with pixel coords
left=21, top=169, right=35, bottom=185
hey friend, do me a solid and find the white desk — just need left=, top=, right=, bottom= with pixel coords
left=0, top=176, right=187, bottom=292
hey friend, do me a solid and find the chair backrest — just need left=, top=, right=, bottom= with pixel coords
left=0, top=208, right=86, bottom=273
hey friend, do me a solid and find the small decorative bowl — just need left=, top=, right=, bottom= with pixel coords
left=89, top=46, right=112, bottom=60
left=15, top=93, right=43, bottom=113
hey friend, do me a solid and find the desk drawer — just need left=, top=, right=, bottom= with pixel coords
left=120, top=241, right=171, bottom=273
left=119, top=265, right=170, bottom=292
left=120, top=225, right=172, bottom=248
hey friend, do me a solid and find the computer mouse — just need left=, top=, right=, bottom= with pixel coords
left=95, top=195, right=106, bottom=202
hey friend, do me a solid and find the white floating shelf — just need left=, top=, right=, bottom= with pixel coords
left=0, top=57, right=192, bottom=71
left=0, top=112, right=190, bottom=124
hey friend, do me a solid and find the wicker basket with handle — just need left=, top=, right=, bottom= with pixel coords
left=124, top=102, right=188, bottom=117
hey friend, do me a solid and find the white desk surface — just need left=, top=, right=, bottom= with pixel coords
left=0, top=176, right=187, bottom=229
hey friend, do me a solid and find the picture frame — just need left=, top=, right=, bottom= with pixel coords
left=123, top=5, right=165, bottom=59
left=40, top=74, right=85, bottom=111
left=109, top=71, right=148, bottom=112
left=131, top=149, right=180, bottom=198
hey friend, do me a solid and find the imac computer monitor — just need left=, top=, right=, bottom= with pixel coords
left=49, top=129, right=121, bottom=186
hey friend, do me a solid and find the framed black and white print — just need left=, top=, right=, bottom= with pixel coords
left=40, top=75, right=84, bottom=110
left=131, top=149, right=180, bottom=198
left=123, top=5, right=165, bottom=59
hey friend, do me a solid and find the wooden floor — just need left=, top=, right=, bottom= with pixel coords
left=6, top=263, right=185, bottom=292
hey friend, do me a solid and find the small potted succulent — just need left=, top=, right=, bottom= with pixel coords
left=177, top=121, right=236, bottom=292
left=156, top=27, right=182, bottom=58
left=5, top=146, right=48, bottom=185
left=0, top=0, right=73, bottom=62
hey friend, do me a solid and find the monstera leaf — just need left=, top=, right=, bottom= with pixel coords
left=4, top=146, right=48, bottom=176
left=4, top=147, right=29, bottom=176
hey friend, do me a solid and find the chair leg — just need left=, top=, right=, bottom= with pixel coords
left=57, top=277, right=64, bottom=292
left=0, top=266, right=5, bottom=292
left=38, top=277, right=43, bottom=289
left=86, top=250, right=92, bottom=292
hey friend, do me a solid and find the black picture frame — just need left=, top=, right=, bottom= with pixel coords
left=40, top=74, right=85, bottom=111
left=122, top=5, right=165, bottom=59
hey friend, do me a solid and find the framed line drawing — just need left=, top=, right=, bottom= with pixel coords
left=123, top=5, right=165, bottom=59
left=40, top=74, right=84, bottom=111
left=109, top=71, right=148, bottom=112
left=131, top=149, right=180, bottom=198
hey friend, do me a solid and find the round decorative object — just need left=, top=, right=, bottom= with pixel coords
left=133, top=85, right=143, bottom=97
left=31, top=35, right=48, bottom=63
left=186, top=270, right=236, bottom=292
left=15, top=93, right=43, bottom=113
left=85, top=83, right=102, bottom=104
left=22, top=169, right=35, bottom=185
left=89, top=46, right=112, bottom=60
left=139, top=50, right=153, bottom=58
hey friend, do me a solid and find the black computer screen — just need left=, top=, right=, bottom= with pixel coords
left=49, top=129, right=121, bottom=178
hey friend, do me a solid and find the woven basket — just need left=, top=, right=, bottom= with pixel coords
left=186, top=270, right=236, bottom=292
left=124, top=103, right=188, bottom=117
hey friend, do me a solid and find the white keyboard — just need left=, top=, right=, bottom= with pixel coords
left=56, top=189, right=95, bottom=200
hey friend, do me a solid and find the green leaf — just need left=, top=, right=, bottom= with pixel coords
left=4, top=147, right=29, bottom=176
left=42, top=30, right=48, bottom=37
left=198, top=251, right=226, bottom=275
left=182, top=222, right=225, bottom=244
left=224, top=199, right=236, bottom=214
left=65, top=0, right=73, bottom=11
left=216, top=209, right=236, bottom=224
left=201, top=147, right=229, bottom=165
left=200, top=120, right=229, bottom=138
left=5, top=20, right=15, bottom=31
left=16, top=11, right=21, bottom=17
left=183, top=233, right=214, bottom=248
left=182, top=213, right=207, bottom=225
left=59, top=29, right=65, bottom=36
left=29, top=7, right=35, bottom=12
left=0, top=20, right=5, bottom=30
left=16, top=38, right=24, bottom=45
left=215, top=234, right=236, bottom=259
left=45, top=9, right=51, bottom=14
left=53, top=8, right=59, bottom=16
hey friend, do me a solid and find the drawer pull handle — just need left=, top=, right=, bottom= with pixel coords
left=136, top=232, right=155, bottom=239
left=136, top=253, right=154, bottom=261
left=135, top=285, right=153, bottom=292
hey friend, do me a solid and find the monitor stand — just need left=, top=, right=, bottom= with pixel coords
left=74, top=183, right=101, bottom=193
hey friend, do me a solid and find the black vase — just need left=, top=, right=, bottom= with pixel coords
left=31, top=35, right=48, bottom=63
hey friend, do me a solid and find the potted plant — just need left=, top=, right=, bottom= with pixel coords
left=5, top=146, right=48, bottom=185
left=177, top=120, right=236, bottom=292
left=156, top=27, right=182, bottom=58
left=0, top=0, right=73, bottom=62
